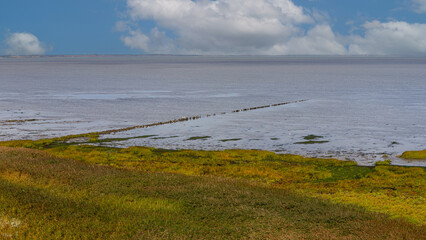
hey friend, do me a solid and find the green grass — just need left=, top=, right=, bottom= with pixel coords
left=401, top=150, right=426, bottom=159
left=0, top=119, right=38, bottom=123
left=185, top=136, right=211, bottom=141
left=303, top=135, right=324, bottom=140
left=375, top=159, right=392, bottom=166
left=1, top=136, right=424, bottom=225
left=294, top=135, right=328, bottom=144
left=219, top=138, right=242, bottom=142
left=151, top=136, right=179, bottom=140
left=1, top=147, right=425, bottom=239
left=294, top=140, right=329, bottom=144
left=1, top=136, right=425, bottom=238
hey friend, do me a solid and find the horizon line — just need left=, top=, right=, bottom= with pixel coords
left=1, top=54, right=426, bottom=58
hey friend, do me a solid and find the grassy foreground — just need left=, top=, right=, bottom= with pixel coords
left=1, top=146, right=425, bottom=239
left=0, top=135, right=425, bottom=239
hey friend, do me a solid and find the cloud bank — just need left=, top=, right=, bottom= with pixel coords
left=5, top=32, right=47, bottom=55
left=120, top=0, right=426, bottom=55
left=348, top=21, right=426, bottom=55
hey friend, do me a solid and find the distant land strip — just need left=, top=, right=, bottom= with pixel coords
left=98, top=99, right=308, bottom=135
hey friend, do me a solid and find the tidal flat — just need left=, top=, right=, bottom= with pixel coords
left=1, top=56, right=426, bottom=166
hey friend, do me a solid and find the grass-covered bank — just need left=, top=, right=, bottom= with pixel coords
left=3, top=136, right=424, bottom=224
left=401, top=150, right=426, bottom=160
left=1, top=146, right=425, bottom=239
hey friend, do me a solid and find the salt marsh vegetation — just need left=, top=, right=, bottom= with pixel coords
left=0, top=146, right=425, bottom=239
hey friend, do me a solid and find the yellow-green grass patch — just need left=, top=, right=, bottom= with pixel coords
left=1, top=147, right=425, bottom=239
left=400, top=150, right=426, bottom=159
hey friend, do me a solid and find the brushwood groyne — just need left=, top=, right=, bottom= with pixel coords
left=98, top=99, right=308, bottom=135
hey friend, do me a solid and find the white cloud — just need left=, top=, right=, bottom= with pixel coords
left=121, top=0, right=426, bottom=55
left=121, top=30, right=150, bottom=50
left=121, top=28, right=176, bottom=53
left=5, top=32, right=47, bottom=55
left=271, top=25, right=346, bottom=55
left=412, top=0, right=426, bottom=13
left=348, top=21, right=426, bottom=55
left=114, top=21, right=130, bottom=32
left=123, top=0, right=319, bottom=54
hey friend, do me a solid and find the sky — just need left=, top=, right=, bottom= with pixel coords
left=1, top=0, right=425, bottom=55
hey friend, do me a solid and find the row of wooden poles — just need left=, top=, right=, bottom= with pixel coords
left=232, top=100, right=307, bottom=113
left=99, top=99, right=308, bottom=135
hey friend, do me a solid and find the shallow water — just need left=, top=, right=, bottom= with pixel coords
left=1, top=56, right=425, bottom=166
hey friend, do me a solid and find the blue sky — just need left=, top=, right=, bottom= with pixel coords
left=0, top=0, right=131, bottom=54
left=1, top=0, right=425, bottom=55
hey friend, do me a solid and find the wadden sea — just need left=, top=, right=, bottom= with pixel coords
left=1, top=56, right=425, bottom=166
